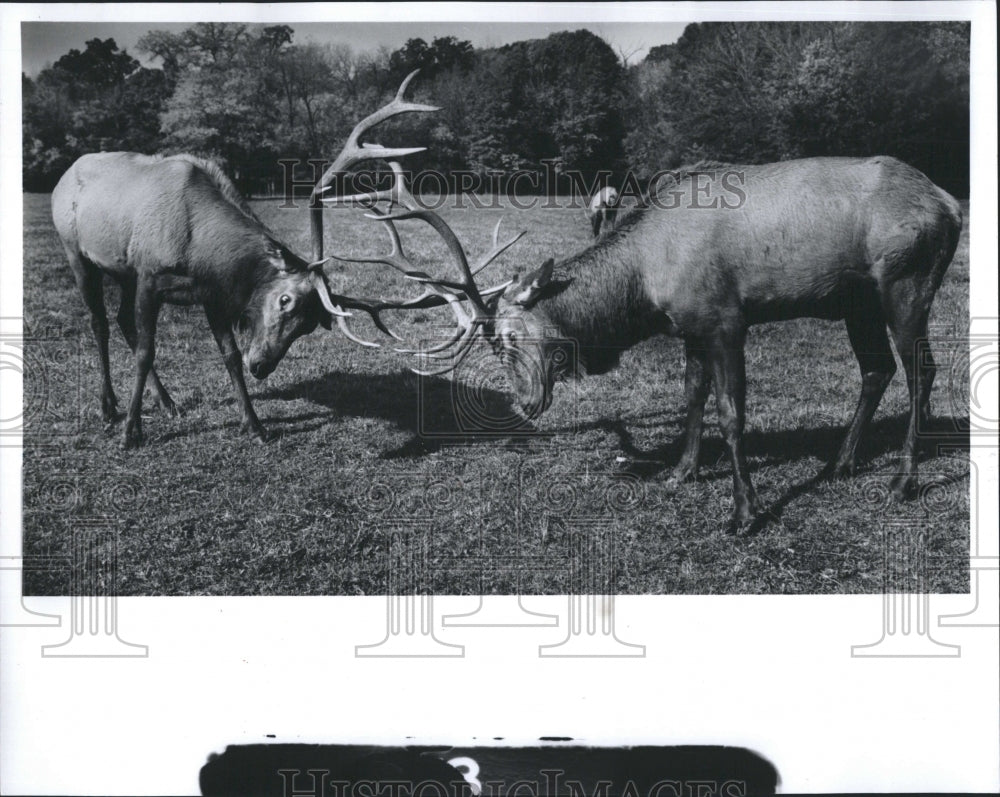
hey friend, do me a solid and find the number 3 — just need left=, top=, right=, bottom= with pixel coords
left=447, top=756, right=482, bottom=796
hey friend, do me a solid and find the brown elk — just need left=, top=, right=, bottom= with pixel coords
left=586, top=186, right=619, bottom=238
left=383, top=157, right=962, bottom=532
left=51, top=72, right=455, bottom=448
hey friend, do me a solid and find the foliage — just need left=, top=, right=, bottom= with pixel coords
left=23, top=22, right=970, bottom=196
left=388, top=36, right=475, bottom=81
left=623, top=21, right=970, bottom=193
left=22, top=38, right=170, bottom=190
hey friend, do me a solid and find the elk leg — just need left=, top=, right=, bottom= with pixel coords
left=831, top=303, right=896, bottom=477
left=884, top=282, right=936, bottom=499
left=71, top=257, right=119, bottom=422
left=123, top=276, right=160, bottom=448
left=916, top=318, right=935, bottom=429
left=115, top=276, right=178, bottom=417
left=204, top=304, right=267, bottom=441
left=709, top=337, right=758, bottom=529
left=668, top=339, right=712, bottom=486
left=886, top=318, right=933, bottom=499
left=605, top=206, right=618, bottom=232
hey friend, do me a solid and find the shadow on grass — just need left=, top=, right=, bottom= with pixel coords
left=590, top=412, right=970, bottom=535
left=595, top=413, right=970, bottom=477
left=258, top=369, right=537, bottom=456
left=260, top=366, right=972, bottom=481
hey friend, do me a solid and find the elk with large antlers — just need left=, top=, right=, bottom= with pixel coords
left=381, top=158, right=961, bottom=532
left=52, top=71, right=442, bottom=447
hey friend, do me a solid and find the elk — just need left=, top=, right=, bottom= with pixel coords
left=51, top=72, right=452, bottom=448
left=586, top=186, right=619, bottom=238
left=386, top=157, right=962, bottom=532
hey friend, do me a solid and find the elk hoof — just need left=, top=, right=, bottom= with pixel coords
left=726, top=496, right=760, bottom=535
left=102, top=408, right=125, bottom=425
left=241, top=419, right=270, bottom=443
left=890, top=472, right=918, bottom=501
left=726, top=511, right=757, bottom=536
left=102, top=400, right=123, bottom=424
left=122, top=425, right=144, bottom=449
left=666, top=464, right=697, bottom=490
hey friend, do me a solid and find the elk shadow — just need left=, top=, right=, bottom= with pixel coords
left=258, top=369, right=536, bottom=457
left=596, top=413, right=969, bottom=476
left=594, top=412, right=970, bottom=532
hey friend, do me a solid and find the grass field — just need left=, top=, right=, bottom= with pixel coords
left=21, top=191, right=971, bottom=595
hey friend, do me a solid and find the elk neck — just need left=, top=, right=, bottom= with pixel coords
left=536, top=211, right=668, bottom=375
left=189, top=200, right=289, bottom=321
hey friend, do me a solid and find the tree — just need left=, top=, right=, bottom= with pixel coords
left=388, top=36, right=474, bottom=81
left=623, top=21, right=969, bottom=195
left=461, top=30, right=626, bottom=181
left=785, top=22, right=970, bottom=193
left=23, top=38, right=168, bottom=190
left=156, top=26, right=287, bottom=191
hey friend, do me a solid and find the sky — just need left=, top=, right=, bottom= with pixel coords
left=21, top=20, right=687, bottom=75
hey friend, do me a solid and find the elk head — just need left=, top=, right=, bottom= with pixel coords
left=324, top=167, right=578, bottom=419
left=312, top=69, right=573, bottom=419
left=241, top=69, right=445, bottom=379
left=238, top=244, right=343, bottom=380
left=489, top=258, right=581, bottom=419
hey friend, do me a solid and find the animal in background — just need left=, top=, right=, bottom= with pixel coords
left=586, top=186, right=619, bottom=238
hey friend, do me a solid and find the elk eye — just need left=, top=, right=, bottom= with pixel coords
left=279, top=294, right=292, bottom=309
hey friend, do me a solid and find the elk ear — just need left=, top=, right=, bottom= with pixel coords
left=511, top=258, right=554, bottom=306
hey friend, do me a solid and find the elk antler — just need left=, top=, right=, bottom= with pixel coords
left=324, top=194, right=520, bottom=353
left=387, top=216, right=523, bottom=374
left=312, top=70, right=524, bottom=361
left=310, top=70, right=438, bottom=263
left=307, top=71, right=438, bottom=346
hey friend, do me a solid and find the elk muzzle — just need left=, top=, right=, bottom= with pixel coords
left=244, top=347, right=278, bottom=380
left=504, top=346, right=555, bottom=420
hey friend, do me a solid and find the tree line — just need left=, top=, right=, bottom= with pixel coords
left=22, top=21, right=970, bottom=197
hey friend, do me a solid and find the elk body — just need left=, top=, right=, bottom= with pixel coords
left=586, top=186, right=619, bottom=238
left=51, top=73, right=439, bottom=448
left=399, top=156, right=962, bottom=531
left=495, top=157, right=962, bottom=529
left=52, top=152, right=342, bottom=447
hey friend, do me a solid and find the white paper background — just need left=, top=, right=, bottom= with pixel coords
left=2, top=3, right=997, bottom=795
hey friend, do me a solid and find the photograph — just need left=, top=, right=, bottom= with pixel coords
left=17, top=15, right=973, bottom=597
left=1, top=4, right=996, bottom=796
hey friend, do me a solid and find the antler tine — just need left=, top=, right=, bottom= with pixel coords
left=314, top=71, right=439, bottom=192
left=335, top=314, right=381, bottom=348
left=408, top=326, right=483, bottom=376
left=480, top=279, right=516, bottom=297
left=372, top=207, right=487, bottom=311
left=395, top=69, right=423, bottom=103
left=322, top=162, right=420, bottom=211
left=393, top=292, right=475, bottom=354
left=310, top=70, right=438, bottom=262
left=471, top=217, right=527, bottom=276
left=325, top=206, right=416, bottom=279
